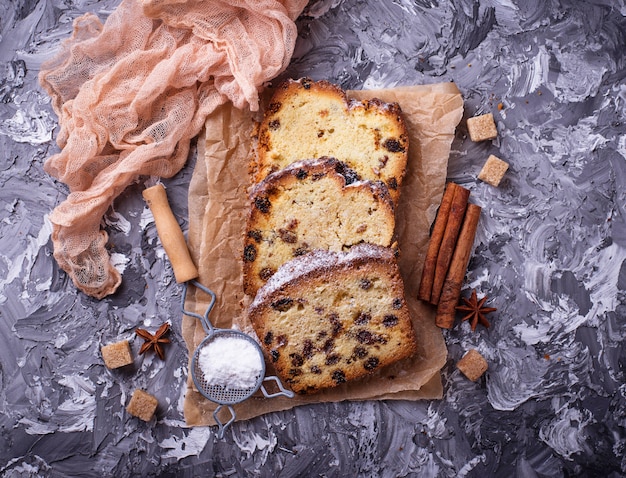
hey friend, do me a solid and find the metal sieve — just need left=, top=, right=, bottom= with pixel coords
left=142, top=185, right=292, bottom=438
left=182, top=281, right=294, bottom=439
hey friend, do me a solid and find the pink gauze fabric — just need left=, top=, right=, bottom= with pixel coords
left=39, top=0, right=308, bottom=298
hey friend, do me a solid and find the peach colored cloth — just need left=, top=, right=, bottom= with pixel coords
left=39, top=0, right=307, bottom=298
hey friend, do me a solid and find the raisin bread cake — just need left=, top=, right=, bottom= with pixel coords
left=243, top=157, right=396, bottom=295
left=255, top=78, right=409, bottom=205
left=247, top=244, right=417, bottom=394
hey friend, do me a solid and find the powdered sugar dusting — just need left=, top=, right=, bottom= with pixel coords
left=250, top=156, right=392, bottom=205
left=250, top=243, right=393, bottom=310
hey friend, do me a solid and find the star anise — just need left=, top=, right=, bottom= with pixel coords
left=455, top=289, right=497, bottom=331
left=135, top=323, right=171, bottom=360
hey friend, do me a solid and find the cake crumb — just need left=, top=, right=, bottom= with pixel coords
left=457, top=349, right=488, bottom=381
left=467, top=113, right=498, bottom=142
left=478, top=154, right=509, bottom=187
left=101, top=340, right=133, bottom=369
left=127, top=389, right=158, bottom=421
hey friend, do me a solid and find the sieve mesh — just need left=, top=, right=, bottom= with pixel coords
left=191, top=330, right=265, bottom=405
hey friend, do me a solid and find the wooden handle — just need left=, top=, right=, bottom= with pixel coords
left=142, top=184, right=198, bottom=283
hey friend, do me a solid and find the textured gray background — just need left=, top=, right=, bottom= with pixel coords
left=1, top=0, right=625, bottom=476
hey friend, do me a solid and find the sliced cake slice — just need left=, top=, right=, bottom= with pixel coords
left=255, top=78, right=409, bottom=205
left=242, top=157, right=396, bottom=296
left=247, top=244, right=418, bottom=395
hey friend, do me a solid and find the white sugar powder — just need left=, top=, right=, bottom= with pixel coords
left=198, top=336, right=263, bottom=390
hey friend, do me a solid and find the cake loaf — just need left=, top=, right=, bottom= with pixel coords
left=243, top=157, right=396, bottom=295
left=248, top=244, right=418, bottom=395
left=255, top=78, right=409, bottom=205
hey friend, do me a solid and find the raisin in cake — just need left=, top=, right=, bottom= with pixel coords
left=247, top=244, right=417, bottom=394
left=243, top=157, right=396, bottom=295
left=255, top=78, right=408, bottom=205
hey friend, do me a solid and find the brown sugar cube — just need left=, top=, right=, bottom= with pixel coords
left=126, top=389, right=158, bottom=421
left=457, top=349, right=488, bottom=381
left=478, top=154, right=509, bottom=187
left=101, top=340, right=133, bottom=369
left=467, top=113, right=498, bottom=141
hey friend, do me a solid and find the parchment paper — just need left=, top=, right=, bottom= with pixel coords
left=182, top=82, right=464, bottom=426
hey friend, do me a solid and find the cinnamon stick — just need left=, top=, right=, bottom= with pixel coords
left=435, top=203, right=482, bottom=329
left=430, top=184, right=470, bottom=304
left=417, top=182, right=459, bottom=302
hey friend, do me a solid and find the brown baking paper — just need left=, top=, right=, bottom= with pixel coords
left=182, top=82, right=464, bottom=426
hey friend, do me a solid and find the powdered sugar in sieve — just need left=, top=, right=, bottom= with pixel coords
left=191, top=330, right=265, bottom=404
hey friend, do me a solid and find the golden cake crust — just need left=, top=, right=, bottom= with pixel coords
left=243, top=157, right=396, bottom=296
left=248, top=244, right=417, bottom=394
left=255, top=78, right=408, bottom=205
